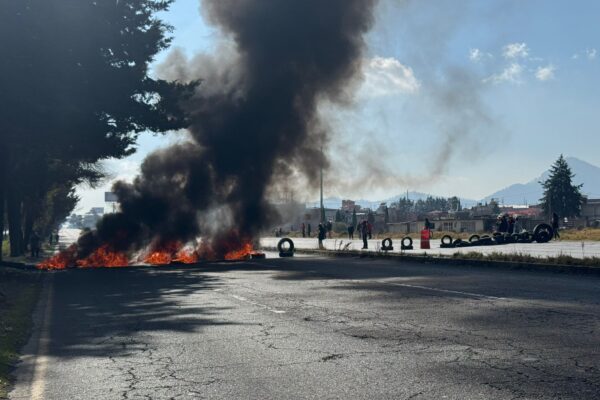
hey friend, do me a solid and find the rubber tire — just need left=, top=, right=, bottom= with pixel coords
left=479, top=237, right=494, bottom=246
left=381, top=238, right=393, bottom=251
left=453, top=239, right=468, bottom=247
left=519, top=232, right=534, bottom=243
left=468, top=234, right=480, bottom=243
left=441, top=235, right=453, bottom=246
left=493, top=233, right=505, bottom=244
left=533, top=223, right=553, bottom=243
left=401, top=237, right=413, bottom=248
left=277, top=238, right=295, bottom=253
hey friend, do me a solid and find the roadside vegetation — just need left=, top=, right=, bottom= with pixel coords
left=451, top=251, right=600, bottom=268
left=0, top=267, right=41, bottom=398
left=284, top=228, right=600, bottom=241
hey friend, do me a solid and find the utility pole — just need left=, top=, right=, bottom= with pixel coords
left=319, top=146, right=325, bottom=224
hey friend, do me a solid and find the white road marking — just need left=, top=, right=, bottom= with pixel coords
left=229, top=294, right=286, bottom=314
left=30, top=274, right=54, bottom=400
left=373, top=280, right=506, bottom=300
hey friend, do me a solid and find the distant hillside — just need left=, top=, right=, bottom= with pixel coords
left=307, top=192, right=478, bottom=210
left=482, top=157, right=600, bottom=205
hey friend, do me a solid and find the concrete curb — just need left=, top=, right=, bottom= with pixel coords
left=260, top=247, right=600, bottom=276
left=0, top=260, right=38, bottom=271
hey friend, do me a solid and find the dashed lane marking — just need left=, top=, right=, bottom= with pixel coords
left=229, top=294, right=287, bottom=314
left=373, top=280, right=506, bottom=300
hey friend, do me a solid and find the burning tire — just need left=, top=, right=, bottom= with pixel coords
left=277, top=238, right=295, bottom=257
left=440, top=235, right=453, bottom=248
left=381, top=238, right=394, bottom=251
left=401, top=237, right=413, bottom=250
left=533, top=224, right=553, bottom=243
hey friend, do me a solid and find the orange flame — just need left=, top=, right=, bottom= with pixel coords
left=224, top=242, right=254, bottom=260
left=143, top=241, right=181, bottom=265
left=75, top=245, right=129, bottom=268
left=37, top=245, right=78, bottom=270
left=172, top=249, right=199, bottom=264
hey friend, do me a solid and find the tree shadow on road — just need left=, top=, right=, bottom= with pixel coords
left=39, top=265, right=246, bottom=360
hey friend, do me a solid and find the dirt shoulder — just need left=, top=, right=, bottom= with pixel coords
left=0, top=266, right=42, bottom=398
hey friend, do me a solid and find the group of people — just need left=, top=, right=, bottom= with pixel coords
left=496, top=212, right=561, bottom=240
left=494, top=214, right=523, bottom=235
left=314, top=220, right=372, bottom=250
left=27, top=230, right=59, bottom=258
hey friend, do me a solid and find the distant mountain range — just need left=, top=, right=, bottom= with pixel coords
left=308, top=157, right=600, bottom=209
left=482, top=157, right=600, bottom=205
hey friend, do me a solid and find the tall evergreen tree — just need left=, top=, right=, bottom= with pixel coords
left=539, top=155, right=583, bottom=218
left=0, top=0, right=195, bottom=256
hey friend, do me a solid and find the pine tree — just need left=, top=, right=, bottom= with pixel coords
left=539, top=155, right=583, bottom=218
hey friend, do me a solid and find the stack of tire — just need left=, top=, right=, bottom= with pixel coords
left=439, top=223, right=554, bottom=249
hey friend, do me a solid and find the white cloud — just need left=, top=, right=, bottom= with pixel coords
left=485, top=63, right=524, bottom=84
left=535, top=65, right=556, bottom=81
left=502, top=42, right=529, bottom=59
left=361, top=56, right=420, bottom=97
left=469, top=48, right=492, bottom=62
left=587, top=48, right=597, bottom=60
left=572, top=53, right=579, bottom=60
left=469, top=48, right=482, bottom=61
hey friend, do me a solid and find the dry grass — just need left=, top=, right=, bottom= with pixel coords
left=559, top=228, right=600, bottom=241
left=0, top=268, right=41, bottom=398
left=452, top=251, right=600, bottom=268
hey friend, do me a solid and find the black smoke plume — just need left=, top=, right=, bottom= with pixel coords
left=79, top=0, right=378, bottom=258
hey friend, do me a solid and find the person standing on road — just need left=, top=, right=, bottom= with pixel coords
left=361, top=220, right=369, bottom=249
left=347, top=224, right=354, bottom=240
left=508, top=215, right=515, bottom=234
left=367, top=221, right=372, bottom=240
left=326, top=219, right=333, bottom=239
left=513, top=216, right=523, bottom=234
left=317, top=223, right=326, bottom=249
left=30, top=231, right=41, bottom=258
left=301, top=223, right=306, bottom=238
left=424, top=218, right=433, bottom=238
left=552, top=212, right=560, bottom=240
left=307, top=223, right=312, bottom=238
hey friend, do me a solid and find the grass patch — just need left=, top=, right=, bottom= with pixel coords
left=559, top=228, right=600, bottom=241
left=1, top=240, right=8, bottom=259
left=452, top=251, right=600, bottom=268
left=0, top=267, right=41, bottom=398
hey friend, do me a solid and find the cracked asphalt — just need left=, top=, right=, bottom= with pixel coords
left=11, top=255, right=600, bottom=399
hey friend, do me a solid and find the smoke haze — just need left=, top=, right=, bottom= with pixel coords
left=80, top=0, right=378, bottom=256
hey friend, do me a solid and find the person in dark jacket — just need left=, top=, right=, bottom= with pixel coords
left=361, top=220, right=369, bottom=249
left=347, top=224, right=354, bottom=239
left=30, top=231, right=41, bottom=258
left=552, top=212, right=560, bottom=240
left=307, top=223, right=312, bottom=238
left=317, top=223, right=326, bottom=249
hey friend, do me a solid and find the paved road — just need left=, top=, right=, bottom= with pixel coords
left=11, top=255, right=600, bottom=399
left=261, top=236, right=600, bottom=259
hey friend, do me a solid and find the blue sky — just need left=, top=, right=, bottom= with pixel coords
left=76, top=0, right=600, bottom=211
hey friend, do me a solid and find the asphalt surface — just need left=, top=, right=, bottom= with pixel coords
left=261, top=236, right=600, bottom=259
left=11, top=255, right=600, bottom=399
